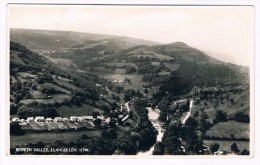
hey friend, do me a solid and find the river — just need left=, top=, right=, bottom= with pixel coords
left=137, top=99, right=193, bottom=155
left=137, top=107, right=164, bottom=155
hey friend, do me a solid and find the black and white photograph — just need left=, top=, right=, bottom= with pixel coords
left=3, top=2, right=257, bottom=159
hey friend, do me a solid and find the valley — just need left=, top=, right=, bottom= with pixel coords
left=9, top=29, right=250, bottom=156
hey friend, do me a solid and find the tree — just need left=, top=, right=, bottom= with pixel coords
left=101, top=128, right=117, bottom=139
left=231, top=143, right=240, bottom=154
left=241, top=149, right=250, bottom=155
left=153, top=142, right=165, bottom=155
left=93, top=118, right=102, bottom=127
left=116, top=137, right=137, bottom=155
left=185, top=117, right=197, bottom=131
left=14, top=94, right=22, bottom=104
left=158, top=111, right=168, bottom=122
left=10, top=123, right=23, bottom=135
left=214, top=110, right=227, bottom=123
left=92, top=111, right=100, bottom=119
left=210, top=143, right=220, bottom=153
left=109, top=119, right=117, bottom=128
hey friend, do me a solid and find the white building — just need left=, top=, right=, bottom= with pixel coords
left=11, top=118, right=21, bottom=123
left=54, top=117, right=63, bottom=122
left=78, top=116, right=93, bottom=122
left=26, top=117, right=34, bottom=122
left=70, top=116, right=79, bottom=122
left=34, top=116, right=45, bottom=123
left=45, top=118, right=53, bottom=122
left=62, top=117, right=70, bottom=121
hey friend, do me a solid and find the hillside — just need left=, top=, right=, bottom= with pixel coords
left=10, top=28, right=158, bottom=52
left=10, top=41, right=110, bottom=119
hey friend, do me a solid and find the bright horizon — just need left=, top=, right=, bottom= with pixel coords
left=8, top=5, right=254, bottom=66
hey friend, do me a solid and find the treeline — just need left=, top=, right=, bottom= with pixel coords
left=160, top=60, right=247, bottom=95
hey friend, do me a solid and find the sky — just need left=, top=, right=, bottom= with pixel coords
left=8, top=5, right=254, bottom=66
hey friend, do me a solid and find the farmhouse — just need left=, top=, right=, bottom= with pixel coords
left=70, top=116, right=79, bottom=122
left=54, top=117, right=63, bottom=122
left=62, top=117, right=70, bottom=121
left=78, top=116, right=93, bottom=122
left=45, top=118, right=53, bottom=122
left=34, top=116, right=45, bottom=122
left=11, top=118, right=21, bottom=123
left=26, top=117, right=34, bottom=122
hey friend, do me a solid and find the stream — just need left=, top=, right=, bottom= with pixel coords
left=137, top=107, right=164, bottom=155
left=137, top=99, right=193, bottom=155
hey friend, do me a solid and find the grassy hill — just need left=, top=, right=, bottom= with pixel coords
left=10, top=28, right=158, bottom=52
left=10, top=41, right=108, bottom=119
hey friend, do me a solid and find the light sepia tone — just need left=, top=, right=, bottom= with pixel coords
left=8, top=5, right=253, bottom=156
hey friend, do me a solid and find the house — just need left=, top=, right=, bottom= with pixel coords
left=70, top=116, right=79, bottom=122
left=78, top=116, right=93, bottom=122
left=54, top=117, right=63, bottom=122
left=34, top=116, right=45, bottom=123
left=45, top=118, right=53, bottom=122
left=11, top=118, right=21, bottom=123
left=26, top=117, right=34, bottom=122
left=62, top=118, right=70, bottom=121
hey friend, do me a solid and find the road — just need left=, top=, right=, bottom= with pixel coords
left=123, top=101, right=140, bottom=128
left=181, top=100, right=193, bottom=125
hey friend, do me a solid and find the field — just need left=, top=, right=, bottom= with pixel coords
left=47, top=57, right=74, bottom=67
left=203, top=140, right=250, bottom=152
left=206, top=121, right=249, bottom=139
left=194, top=89, right=250, bottom=123
left=38, top=83, right=71, bottom=94
left=55, top=103, right=101, bottom=117
left=99, top=73, right=137, bottom=81
left=18, top=72, right=37, bottom=79
left=21, top=121, right=93, bottom=131
left=10, top=129, right=104, bottom=148
left=53, top=79, right=80, bottom=91
left=153, top=53, right=173, bottom=60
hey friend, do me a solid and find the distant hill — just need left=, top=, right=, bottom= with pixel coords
left=10, top=28, right=158, bottom=52
left=122, top=42, right=224, bottom=64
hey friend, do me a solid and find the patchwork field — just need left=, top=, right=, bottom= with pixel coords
left=206, top=121, right=249, bottom=139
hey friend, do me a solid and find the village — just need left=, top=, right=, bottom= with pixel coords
left=10, top=105, right=130, bottom=132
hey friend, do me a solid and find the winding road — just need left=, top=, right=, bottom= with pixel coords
left=181, top=100, right=194, bottom=125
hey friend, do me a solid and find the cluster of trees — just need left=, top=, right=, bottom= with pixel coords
left=137, top=62, right=161, bottom=75
left=10, top=80, right=32, bottom=104
left=131, top=99, right=157, bottom=151
left=17, top=104, right=58, bottom=119
left=123, top=89, right=143, bottom=102
left=125, top=65, right=137, bottom=74
left=154, top=119, right=203, bottom=155
left=209, top=142, right=249, bottom=155
left=127, top=56, right=158, bottom=63
left=234, top=112, right=250, bottom=123
left=160, top=60, right=246, bottom=96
